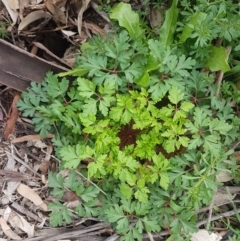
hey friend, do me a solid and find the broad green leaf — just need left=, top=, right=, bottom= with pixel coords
left=77, top=78, right=96, bottom=98
left=163, top=139, right=176, bottom=153
left=179, top=12, right=206, bottom=42
left=60, top=144, right=83, bottom=168
left=159, top=0, right=179, bottom=48
left=51, top=188, right=64, bottom=198
left=133, top=202, right=150, bottom=216
left=168, top=86, right=184, bottom=104
left=48, top=172, right=64, bottom=189
left=104, top=205, right=127, bottom=223
left=49, top=211, right=63, bottom=227
left=64, top=170, right=77, bottom=189
left=159, top=172, right=169, bottom=190
left=136, top=55, right=159, bottom=87
left=120, top=183, right=133, bottom=199
left=178, top=136, right=189, bottom=147
left=142, top=217, right=161, bottom=232
left=136, top=220, right=144, bottom=233
left=170, top=200, right=184, bottom=212
left=110, top=3, right=143, bottom=38
left=206, top=46, right=230, bottom=73
left=75, top=201, right=99, bottom=217
left=81, top=185, right=100, bottom=202
left=180, top=102, right=195, bottom=112
left=134, top=187, right=150, bottom=203
left=49, top=202, right=73, bottom=226
left=82, top=98, right=98, bottom=115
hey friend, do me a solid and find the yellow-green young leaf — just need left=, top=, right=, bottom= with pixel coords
left=168, top=86, right=184, bottom=104
left=134, top=187, right=150, bottom=203
left=163, top=139, right=176, bottom=153
left=159, top=0, right=179, bottom=48
left=137, top=179, right=145, bottom=189
left=125, top=171, right=137, bottom=186
left=110, top=2, right=143, bottom=38
left=206, top=46, right=230, bottom=73
left=178, top=136, right=189, bottom=147
left=179, top=12, right=206, bottom=42
left=159, top=172, right=169, bottom=190
left=120, top=183, right=133, bottom=199
left=79, top=113, right=96, bottom=127
left=173, top=110, right=186, bottom=121
left=88, top=154, right=106, bottom=177
left=180, top=102, right=195, bottom=112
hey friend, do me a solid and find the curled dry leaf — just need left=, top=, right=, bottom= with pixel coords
left=4, top=93, right=21, bottom=140
left=18, top=10, right=52, bottom=32
left=17, top=183, right=48, bottom=211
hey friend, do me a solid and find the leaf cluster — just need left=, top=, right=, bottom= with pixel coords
left=48, top=170, right=100, bottom=226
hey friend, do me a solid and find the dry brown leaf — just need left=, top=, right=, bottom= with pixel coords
left=12, top=133, right=54, bottom=143
left=39, top=161, right=50, bottom=175
left=77, top=0, right=91, bottom=36
left=6, top=0, right=19, bottom=10
left=17, top=183, right=48, bottom=211
left=44, top=144, right=53, bottom=161
left=150, top=7, right=163, bottom=33
left=62, top=190, right=79, bottom=202
left=18, top=10, right=52, bottom=32
left=4, top=93, right=21, bottom=140
left=216, top=171, right=233, bottom=182
left=61, top=29, right=77, bottom=37
left=0, top=217, right=22, bottom=239
left=84, top=21, right=106, bottom=37
left=1, top=0, right=18, bottom=23
left=27, top=139, right=47, bottom=148
left=45, top=0, right=66, bottom=24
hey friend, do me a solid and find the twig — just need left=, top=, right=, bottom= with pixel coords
left=147, top=231, right=155, bottom=241
left=197, top=208, right=240, bottom=227
left=105, top=233, right=119, bottom=241
left=206, top=195, right=215, bottom=229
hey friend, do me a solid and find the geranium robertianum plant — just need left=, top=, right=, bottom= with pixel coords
left=17, top=1, right=240, bottom=240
